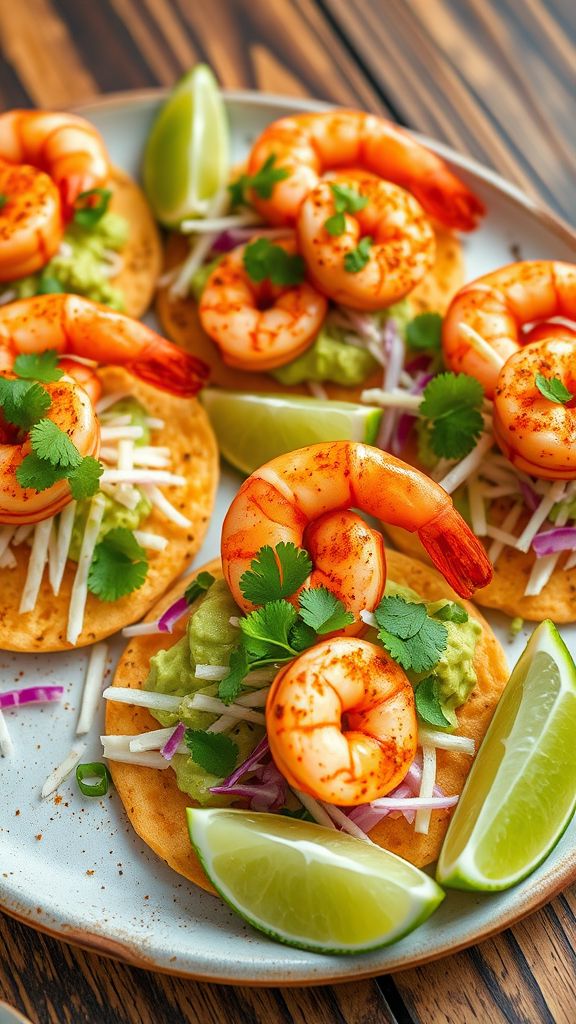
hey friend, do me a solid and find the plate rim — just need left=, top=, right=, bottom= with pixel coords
left=2, top=85, right=575, bottom=986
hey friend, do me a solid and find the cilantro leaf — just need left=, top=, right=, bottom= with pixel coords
left=88, top=528, right=148, bottom=602
left=240, top=600, right=298, bottom=660
left=414, top=675, right=452, bottom=728
left=73, top=187, right=111, bottom=228
left=30, top=419, right=82, bottom=469
left=324, top=212, right=346, bottom=237
left=434, top=601, right=468, bottom=624
left=218, top=646, right=249, bottom=705
left=239, top=542, right=312, bottom=605
left=0, top=378, right=51, bottom=430
left=298, top=587, right=354, bottom=634
left=229, top=154, right=289, bottom=208
left=406, top=312, right=443, bottom=352
left=13, top=349, right=63, bottom=383
left=289, top=619, right=318, bottom=652
left=344, top=236, right=373, bottom=273
left=16, top=454, right=68, bottom=492
left=419, top=372, right=484, bottom=460
left=68, top=456, right=103, bottom=500
left=243, top=238, right=305, bottom=286
left=37, top=274, right=64, bottom=295
left=330, top=183, right=368, bottom=215
left=535, top=373, right=574, bottom=405
left=0, top=194, right=7, bottom=210
left=374, top=595, right=447, bottom=673
left=184, top=729, right=238, bottom=777
left=184, top=570, right=216, bottom=606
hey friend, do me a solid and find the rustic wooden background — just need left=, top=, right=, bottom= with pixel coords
left=0, top=1, right=575, bottom=1022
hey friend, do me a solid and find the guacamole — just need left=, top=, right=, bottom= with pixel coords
left=272, top=327, right=377, bottom=387
left=383, top=580, right=481, bottom=727
left=0, top=210, right=129, bottom=309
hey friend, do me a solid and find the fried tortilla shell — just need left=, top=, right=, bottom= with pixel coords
left=107, top=166, right=162, bottom=318
left=155, top=224, right=464, bottom=399
left=106, top=550, right=508, bottom=894
left=0, top=367, right=218, bottom=651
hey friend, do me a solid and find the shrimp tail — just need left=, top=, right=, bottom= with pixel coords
left=418, top=506, right=493, bottom=597
left=127, top=340, right=210, bottom=397
left=410, top=180, right=485, bottom=233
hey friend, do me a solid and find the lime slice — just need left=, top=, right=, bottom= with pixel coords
left=201, top=390, right=383, bottom=475
left=143, top=64, right=229, bottom=226
left=187, top=808, right=444, bottom=953
left=437, top=620, right=576, bottom=891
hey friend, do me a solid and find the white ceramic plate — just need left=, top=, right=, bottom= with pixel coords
left=1, top=91, right=575, bottom=985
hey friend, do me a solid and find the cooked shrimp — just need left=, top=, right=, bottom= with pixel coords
left=493, top=330, right=576, bottom=479
left=221, top=441, right=493, bottom=625
left=199, top=236, right=327, bottom=371
left=0, top=159, right=63, bottom=281
left=0, top=375, right=99, bottom=523
left=58, top=358, right=103, bottom=406
left=296, top=171, right=436, bottom=310
left=0, top=294, right=209, bottom=396
left=246, top=111, right=484, bottom=230
left=0, top=110, right=110, bottom=215
left=267, top=637, right=417, bottom=804
left=442, top=260, right=576, bottom=397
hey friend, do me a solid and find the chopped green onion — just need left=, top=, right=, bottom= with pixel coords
left=73, top=188, right=112, bottom=228
left=76, top=761, right=110, bottom=797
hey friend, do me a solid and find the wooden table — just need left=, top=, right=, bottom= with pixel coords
left=0, top=2, right=575, bottom=1022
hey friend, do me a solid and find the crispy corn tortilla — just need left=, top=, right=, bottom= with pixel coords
left=108, top=166, right=162, bottom=318
left=106, top=550, right=508, bottom=893
left=0, top=367, right=218, bottom=651
left=155, top=225, right=464, bottom=400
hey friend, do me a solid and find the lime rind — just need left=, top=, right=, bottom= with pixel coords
left=187, top=808, right=444, bottom=954
left=437, top=620, right=576, bottom=892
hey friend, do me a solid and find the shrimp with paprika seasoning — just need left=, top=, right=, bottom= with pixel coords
left=266, top=636, right=417, bottom=805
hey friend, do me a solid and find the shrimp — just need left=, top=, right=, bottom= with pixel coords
left=442, top=260, right=576, bottom=397
left=493, top=330, right=576, bottom=479
left=0, top=110, right=110, bottom=216
left=296, top=171, right=436, bottom=310
left=266, top=637, right=417, bottom=804
left=0, top=294, right=209, bottom=397
left=0, top=375, right=99, bottom=524
left=0, top=159, right=63, bottom=281
left=199, top=236, right=328, bottom=371
left=246, top=111, right=484, bottom=230
left=221, top=441, right=493, bottom=625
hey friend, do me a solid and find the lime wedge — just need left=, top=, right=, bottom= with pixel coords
left=201, top=390, right=383, bottom=475
left=187, top=808, right=444, bottom=953
left=437, top=620, right=576, bottom=891
left=143, top=64, right=229, bottom=226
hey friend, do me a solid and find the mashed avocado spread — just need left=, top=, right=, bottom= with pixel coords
left=146, top=572, right=480, bottom=802
left=0, top=210, right=128, bottom=309
left=69, top=398, right=152, bottom=561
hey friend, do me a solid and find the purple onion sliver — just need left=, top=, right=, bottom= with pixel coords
left=158, top=596, right=189, bottom=633
left=532, top=526, right=576, bottom=557
left=391, top=411, right=415, bottom=456
left=0, top=685, right=65, bottom=710
left=520, top=481, right=540, bottom=512
left=405, top=353, right=432, bottom=374
left=218, top=735, right=270, bottom=789
left=160, top=721, right=186, bottom=761
left=410, top=371, right=435, bottom=395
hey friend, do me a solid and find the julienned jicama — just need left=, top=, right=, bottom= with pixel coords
left=0, top=293, right=217, bottom=650
left=104, top=440, right=508, bottom=892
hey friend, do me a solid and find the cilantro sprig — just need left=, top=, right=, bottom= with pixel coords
left=414, top=675, right=452, bottom=728
left=406, top=312, right=443, bottom=353
left=374, top=595, right=447, bottom=673
left=535, top=373, right=574, bottom=405
left=73, top=188, right=112, bottom=228
left=184, top=570, right=216, bottom=606
left=344, top=236, right=373, bottom=273
left=419, top=372, right=485, bottom=460
left=87, top=528, right=148, bottom=601
left=0, top=194, right=7, bottom=210
left=13, top=350, right=64, bottom=383
left=229, top=154, right=290, bottom=208
left=324, top=183, right=368, bottom=237
left=243, top=238, right=305, bottom=287
left=0, top=379, right=51, bottom=430
left=185, top=728, right=238, bottom=777
left=239, top=542, right=312, bottom=604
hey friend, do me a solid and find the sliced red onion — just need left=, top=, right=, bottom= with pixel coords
left=390, top=372, right=434, bottom=456
left=520, top=481, right=540, bottom=512
left=157, top=595, right=189, bottom=633
left=160, top=721, right=186, bottom=761
left=211, top=227, right=287, bottom=253
left=0, top=685, right=65, bottom=710
left=217, top=734, right=270, bottom=788
left=209, top=779, right=285, bottom=811
left=376, top=318, right=405, bottom=450
left=405, top=353, right=433, bottom=374
left=532, top=526, right=576, bottom=557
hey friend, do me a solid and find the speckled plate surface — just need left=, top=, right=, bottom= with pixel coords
left=1, top=90, right=575, bottom=985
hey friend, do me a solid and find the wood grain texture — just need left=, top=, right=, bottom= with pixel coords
left=0, top=1, right=575, bottom=1022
